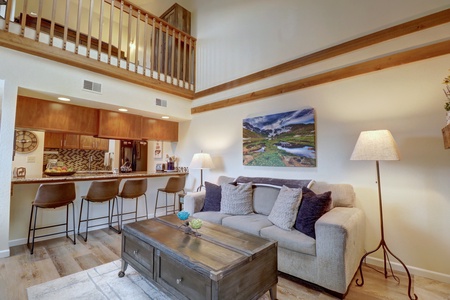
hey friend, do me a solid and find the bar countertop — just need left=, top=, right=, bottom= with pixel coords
left=11, top=171, right=188, bottom=184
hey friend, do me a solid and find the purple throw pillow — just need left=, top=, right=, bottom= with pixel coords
left=201, top=181, right=222, bottom=212
left=294, top=187, right=332, bottom=239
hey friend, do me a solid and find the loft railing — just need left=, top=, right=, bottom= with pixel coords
left=2, top=0, right=196, bottom=92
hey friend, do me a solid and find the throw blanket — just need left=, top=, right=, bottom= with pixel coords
left=235, top=176, right=313, bottom=189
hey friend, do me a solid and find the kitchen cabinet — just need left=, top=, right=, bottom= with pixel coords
left=80, top=135, right=109, bottom=151
left=44, top=132, right=80, bottom=149
left=98, top=110, right=142, bottom=140
left=141, top=118, right=178, bottom=141
left=16, top=96, right=98, bottom=135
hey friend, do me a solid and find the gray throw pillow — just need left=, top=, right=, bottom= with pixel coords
left=220, top=182, right=253, bottom=215
left=268, top=185, right=302, bottom=230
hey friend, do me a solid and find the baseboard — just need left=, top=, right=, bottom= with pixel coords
left=0, top=248, right=10, bottom=258
left=366, top=256, right=450, bottom=284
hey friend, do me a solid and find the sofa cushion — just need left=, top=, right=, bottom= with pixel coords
left=220, top=182, right=253, bottom=215
left=294, top=187, right=332, bottom=238
left=201, top=181, right=221, bottom=212
left=221, top=214, right=273, bottom=236
left=309, top=182, right=355, bottom=208
left=253, top=186, right=281, bottom=215
left=192, top=211, right=231, bottom=225
left=260, top=225, right=316, bottom=256
left=268, top=185, right=302, bottom=230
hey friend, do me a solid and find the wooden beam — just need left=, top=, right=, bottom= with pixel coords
left=192, top=39, right=450, bottom=114
left=194, top=8, right=450, bottom=99
left=0, top=30, right=195, bottom=99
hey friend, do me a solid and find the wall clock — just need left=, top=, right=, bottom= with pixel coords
left=15, top=130, right=38, bottom=153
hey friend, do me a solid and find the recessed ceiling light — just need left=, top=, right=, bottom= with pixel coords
left=118, top=108, right=128, bottom=112
left=161, top=116, right=169, bottom=119
left=58, top=97, right=71, bottom=101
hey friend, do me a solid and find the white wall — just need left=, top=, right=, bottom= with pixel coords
left=177, top=0, right=450, bottom=282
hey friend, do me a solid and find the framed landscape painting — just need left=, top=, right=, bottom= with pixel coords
left=243, top=108, right=316, bottom=167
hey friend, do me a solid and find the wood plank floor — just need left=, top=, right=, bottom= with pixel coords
left=0, top=228, right=449, bottom=300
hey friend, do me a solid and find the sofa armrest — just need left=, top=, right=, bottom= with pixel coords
left=183, top=191, right=206, bottom=215
left=315, top=207, right=365, bottom=294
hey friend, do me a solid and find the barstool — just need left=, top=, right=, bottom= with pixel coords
left=27, top=182, right=76, bottom=254
left=117, top=179, right=148, bottom=228
left=155, top=175, right=186, bottom=216
left=77, top=179, right=120, bottom=242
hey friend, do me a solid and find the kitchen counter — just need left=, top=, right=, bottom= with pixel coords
left=11, top=171, right=188, bottom=184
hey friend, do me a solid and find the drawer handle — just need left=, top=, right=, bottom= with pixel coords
left=176, top=278, right=183, bottom=284
left=133, top=249, right=139, bottom=255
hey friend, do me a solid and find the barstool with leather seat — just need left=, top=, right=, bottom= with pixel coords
left=117, top=179, right=148, bottom=228
left=27, top=182, right=76, bottom=254
left=154, top=175, right=186, bottom=216
left=77, top=179, right=120, bottom=242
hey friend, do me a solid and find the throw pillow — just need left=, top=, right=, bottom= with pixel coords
left=201, top=181, right=222, bottom=212
left=268, top=185, right=303, bottom=230
left=294, top=187, right=332, bottom=239
left=220, top=182, right=253, bottom=215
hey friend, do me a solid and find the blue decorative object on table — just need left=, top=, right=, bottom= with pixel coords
left=177, top=210, right=190, bottom=221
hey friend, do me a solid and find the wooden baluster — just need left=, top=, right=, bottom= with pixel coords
left=126, top=4, right=132, bottom=70
left=49, top=0, right=57, bottom=46
left=177, top=31, right=181, bottom=86
left=142, top=14, right=149, bottom=76
left=117, top=1, right=123, bottom=66
left=20, top=0, right=28, bottom=37
left=183, top=34, right=187, bottom=87
left=108, top=0, right=114, bottom=64
left=150, top=18, right=155, bottom=77
left=171, top=28, right=176, bottom=85
left=98, top=0, right=104, bottom=61
left=188, top=37, right=193, bottom=88
left=135, top=9, right=140, bottom=73
left=75, top=0, right=82, bottom=54
left=192, top=39, right=196, bottom=91
left=164, top=24, right=169, bottom=82
left=35, top=0, right=43, bottom=42
left=4, top=0, right=13, bottom=31
left=63, top=0, right=70, bottom=50
left=157, top=21, right=163, bottom=80
left=87, top=0, right=94, bottom=58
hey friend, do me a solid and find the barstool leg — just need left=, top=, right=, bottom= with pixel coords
left=27, top=205, right=34, bottom=248
left=165, top=192, right=168, bottom=216
left=155, top=191, right=160, bottom=218
left=135, top=197, right=138, bottom=222
left=71, top=202, right=76, bottom=245
left=144, top=194, right=148, bottom=219
left=65, top=204, right=69, bottom=238
left=77, top=198, right=84, bottom=240
left=30, top=206, right=38, bottom=254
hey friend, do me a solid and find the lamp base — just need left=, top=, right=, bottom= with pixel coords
left=356, top=238, right=418, bottom=300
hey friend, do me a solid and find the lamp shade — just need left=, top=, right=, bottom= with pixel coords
left=350, top=130, right=400, bottom=161
left=189, top=153, right=215, bottom=169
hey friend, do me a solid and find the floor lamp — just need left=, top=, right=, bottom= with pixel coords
left=351, top=130, right=418, bottom=300
left=189, top=152, right=215, bottom=192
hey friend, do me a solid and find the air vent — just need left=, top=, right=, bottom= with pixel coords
left=83, top=80, right=102, bottom=94
left=156, top=98, right=167, bottom=107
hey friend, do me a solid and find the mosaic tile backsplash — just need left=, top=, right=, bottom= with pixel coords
left=44, top=148, right=108, bottom=171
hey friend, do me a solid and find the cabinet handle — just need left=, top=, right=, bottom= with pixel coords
left=176, top=278, right=183, bottom=284
left=133, top=249, right=139, bottom=255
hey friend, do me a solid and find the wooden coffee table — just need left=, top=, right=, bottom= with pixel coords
left=119, top=214, right=278, bottom=300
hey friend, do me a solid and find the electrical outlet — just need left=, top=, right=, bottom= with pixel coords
left=27, top=156, right=36, bottom=163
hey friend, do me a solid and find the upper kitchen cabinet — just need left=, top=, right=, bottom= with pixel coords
left=160, top=3, right=191, bottom=34
left=44, top=132, right=80, bottom=149
left=98, top=110, right=142, bottom=140
left=80, top=135, right=109, bottom=151
left=16, top=96, right=98, bottom=135
left=141, top=117, right=178, bottom=141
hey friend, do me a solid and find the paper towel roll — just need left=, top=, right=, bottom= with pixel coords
left=104, top=153, right=110, bottom=167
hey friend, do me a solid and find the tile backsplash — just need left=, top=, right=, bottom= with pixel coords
left=44, top=148, right=108, bottom=171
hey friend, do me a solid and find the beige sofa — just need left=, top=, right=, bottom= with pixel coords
left=183, top=176, right=365, bottom=298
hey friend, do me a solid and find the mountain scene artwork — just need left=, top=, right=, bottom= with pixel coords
left=243, top=108, right=316, bottom=167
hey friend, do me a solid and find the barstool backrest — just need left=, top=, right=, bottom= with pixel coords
left=164, top=176, right=186, bottom=193
left=85, top=179, right=119, bottom=202
left=119, top=179, right=147, bottom=198
left=34, top=182, right=76, bottom=208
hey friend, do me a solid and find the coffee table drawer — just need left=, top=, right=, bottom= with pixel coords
left=123, top=234, right=154, bottom=275
left=157, top=252, right=211, bottom=300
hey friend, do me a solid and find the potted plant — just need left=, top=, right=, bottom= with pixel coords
left=443, top=71, right=450, bottom=123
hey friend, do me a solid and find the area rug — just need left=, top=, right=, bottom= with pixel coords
left=27, top=260, right=171, bottom=300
